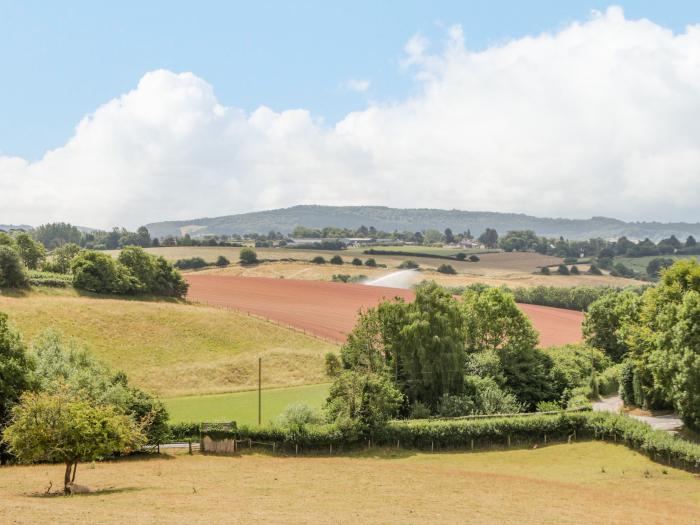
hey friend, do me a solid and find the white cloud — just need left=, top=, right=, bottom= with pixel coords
left=3, top=6, right=700, bottom=228
left=344, top=78, right=371, bottom=92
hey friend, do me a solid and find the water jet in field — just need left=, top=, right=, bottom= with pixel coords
left=364, top=269, right=419, bottom=289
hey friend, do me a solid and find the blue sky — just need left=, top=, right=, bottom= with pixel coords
left=2, top=0, right=700, bottom=160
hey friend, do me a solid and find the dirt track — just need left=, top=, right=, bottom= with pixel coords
left=185, top=275, right=582, bottom=347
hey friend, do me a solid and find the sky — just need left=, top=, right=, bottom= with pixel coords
left=2, top=1, right=700, bottom=228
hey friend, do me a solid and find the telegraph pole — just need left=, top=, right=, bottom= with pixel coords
left=258, top=357, right=262, bottom=426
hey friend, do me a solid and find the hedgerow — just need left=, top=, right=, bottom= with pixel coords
left=172, top=411, right=700, bottom=472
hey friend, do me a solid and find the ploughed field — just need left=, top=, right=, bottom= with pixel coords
left=2, top=442, right=699, bottom=524
left=186, top=275, right=583, bottom=347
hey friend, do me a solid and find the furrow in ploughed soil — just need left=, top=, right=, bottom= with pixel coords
left=185, top=275, right=582, bottom=347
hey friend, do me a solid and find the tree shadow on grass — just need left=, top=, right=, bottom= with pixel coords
left=28, top=487, right=142, bottom=498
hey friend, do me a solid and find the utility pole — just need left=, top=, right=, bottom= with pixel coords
left=258, top=357, right=262, bottom=426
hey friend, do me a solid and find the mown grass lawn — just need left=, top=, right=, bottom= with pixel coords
left=163, top=383, right=330, bottom=425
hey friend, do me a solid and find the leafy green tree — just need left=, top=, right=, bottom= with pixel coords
left=330, top=255, right=343, bottom=265
left=687, top=235, right=697, bottom=248
left=583, top=291, right=639, bottom=362
left=499, top=230, right=539, bottom=252
left=351, top=257, right=363, bottom=266
left=444, top=228, right=455, bottom=244
left=0, top=313, right=34, bottom=464
left=44, top=243, right=81, bottom=274
left=326, top=370, right=402, bottom=434
left=0, top=246, right=28, bottom=288
left=118, top=246, right=187, bottom=297
left=570, top=265, right=580, bottom=275
left=71, top=250, right=139, bottom=294
left=557, top=264, right=570, bottom=275
left=216, top=255, right=230, bottom=267
left=478, top=228, right=499, bottom=248
left=364, top=258, right=377, bottom=267
left=239, top=247, right=258, bottom=265
left=311, top=255, right=326, bottom=264
left=587, top=263, right=603, bottom=275
left=422, top=229, right=443, bottom=245
left=540, top=266, right=551, bottom=275
left=33, top=223, right=82, bottom=249
left=646, top=257, right=674, bottom=279
left=2, top=390, right=145, bottom=493
left=14, top=233, right=46, bottom=270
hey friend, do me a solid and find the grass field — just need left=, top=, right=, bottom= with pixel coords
left=112, top=246, right=642, bottom=288
left=2, top=442, right=699, bottom=524
left=616, top=254, right=697, bottom=275
left=0, top=289, right=336, bottom=397
left=164, top=383, right=330, bottom=424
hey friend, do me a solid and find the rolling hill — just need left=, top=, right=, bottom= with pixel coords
left=145, top=205, right=700, bottom=241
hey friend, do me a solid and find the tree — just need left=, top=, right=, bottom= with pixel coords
left=364, top=258, right=377, bottom=267
left=351, top=257, right=363, bottom=266
left=118, top=246, right=188, bottom=297
left=0, top=313, right=34, bottom=464
left=444, top=228, right=455, bottom=244
left=436, top=264, right=456, bottom=274
left=3, top=390, right=145, bottom=493
left=239, top=247, right=258, bottom=265
left=557, top=264, right=570, bottom=275
left=136, top=226, right=151, bottom=248
left=478, top=228, right=499, bottom=248
left=499, top=230, right=538, bottom=252
left=0, top=246, right=28, bottom=288
left=14, top=233, right=46, bottom=270
left=216, top=255, right=230, bottom=267
left=570, top=265, right=580, bottom=275
left=330, top=255, right=344, bottom=265
left=582, top=291, right=640, bottom=362
left=422, top=229, right=443, bottom=245
left=687, top=235, right=697, bottom=248
left=646, top=257, right=674, bottom=279
left=33, top=223, right=82, bottom=249
left=71, top=250, right=139, bottom=294
left=44, top=243, right=81, bottom=274
left=311, top=255, right=326, bottom=264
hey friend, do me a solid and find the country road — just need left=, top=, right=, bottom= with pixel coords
left=593, top=395, right=683, bottom=432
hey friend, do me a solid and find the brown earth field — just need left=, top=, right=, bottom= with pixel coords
left=185, top=275, right=583, bottom=347
left=2, top=443, right=699, bottom=525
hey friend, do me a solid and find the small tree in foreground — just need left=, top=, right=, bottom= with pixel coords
left=3, top=390, right=145, bottom=494
left=0, top=246, right=28, bottom=288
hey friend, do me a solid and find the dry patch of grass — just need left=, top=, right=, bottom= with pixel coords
left=1, top=442, right=699, bottom=524
left=0, top=291, right=336, bottom=397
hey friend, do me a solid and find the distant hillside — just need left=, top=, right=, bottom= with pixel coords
left=146, top=205, right=700, bottom=241
left=0, top=224, right=32, bottom=232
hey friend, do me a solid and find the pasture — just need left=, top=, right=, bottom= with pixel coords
left=107, top=246, right=643, bottom=288
left=0, top=289, right=336, bottom=397
left=164, top=383, right=329, bottom=424
left=1, top=442, right=699, bottom=524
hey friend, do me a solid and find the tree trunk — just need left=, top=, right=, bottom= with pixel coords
left=64, top=462, right=72, bottom=493
left=72, top=461, right=78, bottom=483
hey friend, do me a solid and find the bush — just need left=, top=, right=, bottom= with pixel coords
left=536, top=401, right=561, bottom=412
left=27, top=270, right=72, bottom=288
left=409, top=401, right=432, bottom=419
left=324, top=352, right=341, bottom=377
left=311, top=256, right=326, bottom=264
left=436, top=264, right=456, bottom=274
left=71, top=250, right=139, bottom=294
left=364, top=258, right=377, bottom=267
left=557, top=264, right=570, bottom=275
left=398, top=260, right=419, bottom=269
left=174, top=257, right=208, bottom=270
left=563, top=257, right=578, bottom=264
left=437, top=394, right=477, bottom=417
left=330, top=255, right=343, bottom=265
left=216, top=255, right=230, bottom=267
left=540, top=266, right=551, bottom=275
left=0, top=246, right=28, bottom=288
left=276, top=403, right=323, bottom=428
left=119, top=246, right=188, bottom=297
left=598, top=364, right=621, bottom=397
left=351, top=258, right=363, bottom=266
left=239, top=247, right=258, bottom=265
left=570, top=265, right=580, bottom=275
left=455, top=253, right=467, bottom=261
left=468, top=255, right=480, bottom=262
left=588, top=264, right=603, bottom=275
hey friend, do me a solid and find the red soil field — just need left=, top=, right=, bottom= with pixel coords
left=185, top=275, right=582, bottom=347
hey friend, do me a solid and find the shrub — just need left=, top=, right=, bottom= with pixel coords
left=332, top=274, right=350, bottom=282
left=216, top=255, right=230, bottom=267
left=119, top=246, right=188, bottom=297
left=276, top=403, right=323, bottom=428
left=27, top=270, right=72, bottom=288
left=351, top=258, right=363, bottom=266
left=324, top=352, right=341, bottom=377
left=437, top=394, right=477, bottom=417
left=468, top=255, right=480, bottom=262
left=436, top=264, right=456, bottom=274
left=330, top=255, right=344, bottom=265
left=598, top=364, right=621, bottom=397
left=0, top=246, right=28, bottom=288
left=364, top=258, right=377, bottom=267
left=455, top=253, right=467, bottom=261
left=409, top=402, right=432, bottom=419
left=311, top=256, right=326, bottom=264
left=398, top=260, right=419, bottom=269
left=588, top=264, right=603, bottom=275
left=174, top=257, right=208, bottom=270
left=563, top=257, right=578, bottom=264
left=557, top=264, right=570, bottom=275
left=71, top=250, right=139, bottom=294
left=570, top=265, right=580, bottom=275
left=536, top=401, right=561, bottom=412
left=540, top=266, right=551, bottom=275
left=239, top=247, right=258, bottom=265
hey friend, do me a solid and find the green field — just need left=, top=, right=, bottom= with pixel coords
left=164, top=383, right=330, bottom=424
left=616, top=254, right=697, bottom=274
left=0, top=289, right=336, bottom=397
